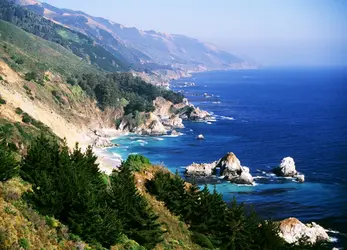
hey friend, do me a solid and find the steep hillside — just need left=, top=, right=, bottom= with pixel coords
left=17, top=0, right=251, bottom=71
left=0, top=0, right=128, bottom=72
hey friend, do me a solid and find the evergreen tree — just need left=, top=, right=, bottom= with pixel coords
left=109, top=167, right=164, bottom=249
left=0, top=140, right=18, bottom=181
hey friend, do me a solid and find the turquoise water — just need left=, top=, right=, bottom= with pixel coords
left=109, top=68, right=347, bottom=247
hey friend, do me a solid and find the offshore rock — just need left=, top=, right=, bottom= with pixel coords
left=274, top=157, right=305, bottom=183
left=279, top=218, right=329, bottom=244
left=189, top=107, right=211, bottom=121
left=275, top=157, right=297, bottom=177
left=185, top=152, right=254, bottom=185
left=185, top=162, right=217, bottom=176
left=197, top=134, right=205, bottom=140
left=216, top=153, right=254, bottom=185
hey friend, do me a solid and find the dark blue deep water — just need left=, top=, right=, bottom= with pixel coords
left=109, top=68, right=347, bottom=246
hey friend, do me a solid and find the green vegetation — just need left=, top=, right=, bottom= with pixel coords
left=146, top=171, right=329, bottom=250
left=0, top=140, right=18, bottom=181
left=74, top=72, right=183, bottom=113
left=0, top=96, right=6, bottom=105
left=18, top=136, right=164, bottom=248
left=0, top=0, right=128, bottom=72
left=122, top=154, right=151, bottom=172
left=0, top=20, right=97, bottom=77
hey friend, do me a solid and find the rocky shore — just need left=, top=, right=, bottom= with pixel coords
left=119, top=96, right=212, bottom=136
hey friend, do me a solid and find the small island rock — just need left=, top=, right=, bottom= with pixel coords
left=197, top=134, right=205, bottom=140
left=279, top=217, right=329, bottom=245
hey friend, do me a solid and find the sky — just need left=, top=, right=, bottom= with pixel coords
left=42, top=0, right=347, bottom=66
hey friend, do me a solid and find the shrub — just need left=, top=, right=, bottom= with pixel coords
left=122, top=154, right=151, bottom=172
left=22, top=113, right=33, bottom=124
left=24, top=71, right=38, bottom=82
left=0, top=140, right=18, bottom=181
left=18, top=238, right=30, bottom=250
left=0, top=97, right=6, bottom=105
left=0, top=75, right=3, bottom=81
left=15, top=107, right=23, bottom=115
left=191, top=232, right=214, bottom=249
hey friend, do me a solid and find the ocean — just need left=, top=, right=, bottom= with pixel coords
left=108, top=67, right=347, bottom=247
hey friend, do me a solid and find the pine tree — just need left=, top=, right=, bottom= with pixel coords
left=0, top=140, right=18, bottom=181
left=109, top=167, right=164, bottom=249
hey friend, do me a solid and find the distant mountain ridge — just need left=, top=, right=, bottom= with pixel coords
left=16, top=0, right=252, bottom=72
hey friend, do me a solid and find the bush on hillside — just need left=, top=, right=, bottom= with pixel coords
left=122, top=154, right=151, bottom=172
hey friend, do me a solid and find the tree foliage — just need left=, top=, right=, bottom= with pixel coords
left=0, top=140, right=18, bottom=181
left=73, top=72, right=183, bottom=113
left=146, top=171, right=330, bottom=250
left=108, top=166, right=164, bottom=249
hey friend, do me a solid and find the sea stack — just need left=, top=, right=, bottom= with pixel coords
left=274, top=157, right=305, bottom=182
left=185, top=152, right=254, bottom=185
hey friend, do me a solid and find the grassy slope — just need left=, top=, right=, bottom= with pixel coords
left=0, top=20, right=97, bottom=77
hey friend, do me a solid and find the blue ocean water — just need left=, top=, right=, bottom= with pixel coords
left=109, top=68, right=347, bottom=246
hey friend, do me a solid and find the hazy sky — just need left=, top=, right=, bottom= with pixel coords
left=42, top=0, right=347, bottom=66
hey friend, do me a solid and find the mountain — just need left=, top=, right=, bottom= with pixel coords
left=16, top=0, right=250, bottom=71
left=0, top=0, right=128, bottom=72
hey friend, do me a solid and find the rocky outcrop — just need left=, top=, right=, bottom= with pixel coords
left=189, top=107, right=211, bottom=121
left=136, top=112, right=168, bottom=136
left=185, top=152, right=254, bottom=185
left=186, top=162, right=217, bottom=176
left=162, top=114, right=184, bottom=129
left=278, top=218, right=329, bottom=245
left=153, top=97, right=173, bottom=119
left=273, top=157, right=305, bottom=183
left=216, top=153, right=254, bottom=185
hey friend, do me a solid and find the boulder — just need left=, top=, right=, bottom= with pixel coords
left=279, top=218, right=329, bottom=245
left=170, top=130, right=182, bottom=136
left=185, top=162, right=217, bottom=176
left=296, top=174, right=305, bottom=183
left=197, top=134, right=205, bottom=140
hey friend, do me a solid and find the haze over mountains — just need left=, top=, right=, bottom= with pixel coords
left=15, top=0, right=251, bottom=73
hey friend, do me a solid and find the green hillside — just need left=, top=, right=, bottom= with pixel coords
left=0, top=20, right=97, bottom=77
left=0, top=0, right=128, bottom=72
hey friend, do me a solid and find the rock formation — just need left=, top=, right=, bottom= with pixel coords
left=189, top=107, right=211, bottom=121
left=278, top=218, right=329, bottom=245
left=186, top=162, right=217, bottom=176
left=136, top=112, right=167, bottom=136
left=162, top=114, right=184, bottom=129
left=216, top=153, right=254, bottom=185
left=185, top=152, right=254, bottom=185
left=274, top=157, right=305, bottom=183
